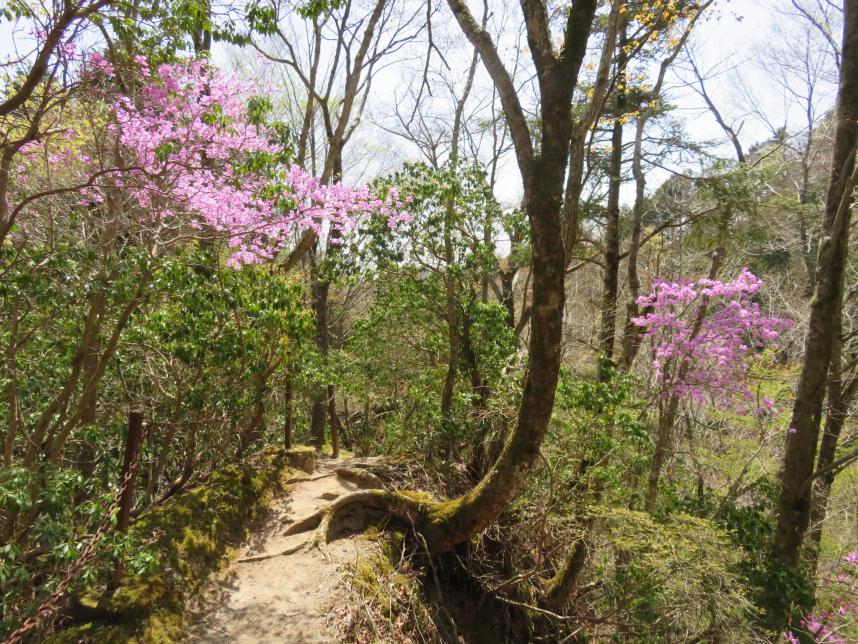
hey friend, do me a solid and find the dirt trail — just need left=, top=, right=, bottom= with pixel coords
left=186, top=456, right=384, bottom=643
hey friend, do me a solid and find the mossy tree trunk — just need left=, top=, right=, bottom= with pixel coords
left=771, top=0, right=858, bottom=625
left=418, top=0, right=598, bottom=554
left=806, top=328, right=858, bottom=576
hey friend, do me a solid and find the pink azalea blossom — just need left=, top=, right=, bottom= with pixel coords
left=634, top=268, right=792, bottom=410
left=91, top=57, right=408, bottom=265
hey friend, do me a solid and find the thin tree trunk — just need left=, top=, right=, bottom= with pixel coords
left=439, top=30, right=479, bottom=448
left=107, top=411, right=144, bottom=591
left=77, top=335, right=100, bottom=479
left=619, top=103, right=649, bottom=371
left=310, top=149, right=345, bottom=450
left=284, top=373, right=293, bottom=450
left=145, top=422, right=177, bottom=500
left=240, top=380, right=267, bottom=458
left=644, top=396, right=680, bottom=512
left=598, top=44, right=626, bottom=367
left=4, top=302, right=19, bottom=467
left=500, top=266, right=516, bottom=329
left=170, top=421, right=198, bottom=499
left=327, top=384, right=340, bottom=459
left=799, top=218, right=817, bottom=298
left=618, top=2, right=712, bottom=371
left=309, top=252, right=330, bottom=448
left=643, top=245, right=724, bottom=514
left=799, top=80, right=817, bottom=298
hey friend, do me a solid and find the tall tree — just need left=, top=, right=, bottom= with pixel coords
left=771, top=0, right=858, bottom=619
left=256, top=0, right=420, bottom=448
left=411, top=0, right=599, bottom=551
left=315, top=0, right=600, bottom=556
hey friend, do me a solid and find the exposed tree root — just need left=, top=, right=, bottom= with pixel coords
left=275, top=467, right=584, bottom=615
left=335, top=467, right=385, bottom=489
left=236, top=542, right=306, bottom=563
left=283, top=472, right=335, bottom=485
left=283, top=490, right=428, bottom=558
left=275, top=480, right=584, bottom=626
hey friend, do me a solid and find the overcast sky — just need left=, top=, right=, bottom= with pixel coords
left=1, top=0, right=841, bottom=208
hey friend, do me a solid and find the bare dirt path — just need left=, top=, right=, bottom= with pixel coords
left=185, top=456, right=385, bottom=643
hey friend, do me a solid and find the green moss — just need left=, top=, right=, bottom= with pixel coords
left=350, top=549, right=398, bottom=614
left=139, top=609, right=183, bottom=644
left=425, top=497, right=461, bottom=523
left=46, top=447, right=314, bottom=643
left=285, top=445, right=315, bottom=453
left=44, top=622, right=133, bottom=644
left=400, top=490, right=434, bottom=505
left=346, top=530, right=434, bottom=638
left=381, top=530, right=406, bottom=560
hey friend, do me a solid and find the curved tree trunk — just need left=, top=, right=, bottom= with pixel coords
left=422, top=0, right=598, bottom=555
left=422, top=172, right=570, bottom=552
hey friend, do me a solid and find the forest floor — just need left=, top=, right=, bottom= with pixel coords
left=183, top=456, right=385, bottom=643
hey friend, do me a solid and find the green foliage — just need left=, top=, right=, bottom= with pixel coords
left=593, top=507, right=754, bottom=641
left=335, top=161, right=515, bottom=457
left=539, top=366, right=650, bottom=511
left=44, top=448, right=302, bottom=643
left=674, top=476, right=815, bottom=632
left=0, top=234, right=314, bottom=636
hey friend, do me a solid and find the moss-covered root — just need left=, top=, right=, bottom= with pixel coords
left=335, top=467, right=385, bottom=489
left=281, top=482, right=493, bottom=561
left=284, top=490, right=428, bottom=555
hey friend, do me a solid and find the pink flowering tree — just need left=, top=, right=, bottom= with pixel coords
left=4, top=52, right=408, bottom=473
left=105, top=56, right=408, bottom=264
left=8, top=54, right=408, bottom=263
left=633, top=268, right=792, bottom=510
left=633, top=268, right=791, bottom=409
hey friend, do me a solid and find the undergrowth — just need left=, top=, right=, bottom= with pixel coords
left=43, top=447, right=314, bottom=643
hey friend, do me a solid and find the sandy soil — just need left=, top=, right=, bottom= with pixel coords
left=186, top=457, right=383, bottom=643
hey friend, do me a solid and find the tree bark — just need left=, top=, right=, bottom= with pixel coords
left=327, top=384, right=340, bottom=458
left=309, top=251, right=330, bottom=448
left=772, top=0, right=858, bottom=589
left=598, top=64, right=626, bottom=368
left=644, top=395, right=680, bottom=512
left=618, top=2, right=710, bottom=370
left=78, top=335, right=100, bottom=479
left=499, top=265, right=516, bottom=329
left=806, top=337, right=858, bottom=576
left=4, top=302, right=19, bottom=467
left=798, top=127, right=818, bottom=298
left=284, top=373, right=294, bottom=450
left=107, top=411, right=144, bottom=591
left=422, top=0, right=598, bottom=554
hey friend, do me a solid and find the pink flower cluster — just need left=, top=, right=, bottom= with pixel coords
left=633, top=268, right=792, bottom=409
left=81, top=55, right=408, bottom=265
left=785, top=552, right=858, bottom=643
